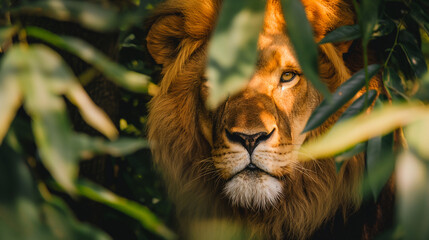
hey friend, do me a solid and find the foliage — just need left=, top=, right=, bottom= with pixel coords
left=1, top=0, right=429, bottom=240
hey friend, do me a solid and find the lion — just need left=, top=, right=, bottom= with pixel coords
left=146, top=0, right=394, bottom=239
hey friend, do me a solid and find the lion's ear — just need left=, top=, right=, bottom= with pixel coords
left=146, top=14, right=186, bottom=65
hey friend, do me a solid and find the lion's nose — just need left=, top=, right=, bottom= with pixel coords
left=225, top=129, right=275, bottom=155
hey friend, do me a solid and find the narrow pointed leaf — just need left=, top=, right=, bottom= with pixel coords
left=319, top=25, right=360, bottom=44
left=0, top=47, right=23, bottom=143
left=76, top=180, right=176, bottom=240
left=283, top=0, right=330, bottom=98
left=338, top=89, right=378, bottom=122
left=66, top=84, right=118, bottom=140
left=207, top=0, right=265, bottom=108
left=299, top=103, right=429, bottom=161
left=366, top=133, right=395, bottom=201
left=303, top=64, right=380, bottom=132
left=13, top=45, right=78, bottom=192
left=75, top=135, right=148, bottom=159
left=25, top=27, right=157, bottom=94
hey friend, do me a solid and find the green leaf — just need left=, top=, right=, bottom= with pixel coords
left=206, top=0, right=265, bottom=108
left=406, top=118, right=429, bottom=161
left=0, top=144, right=111, bottom=240
left=303, top=64, right=380, bottom=132
left=319, top=25, right=360, bottom=44
left=372, top=19, right=396, bottom=38
left=366, top=133, right=395, bottom=201
left=335, top=142, right=366, bottom=172
left=359, top=0, right=382, bottom=45
left=75, top=134, right=148, bottom=159
left=76, top=180, right=176, bottom=240
left=383, top=67, right=406, bottom=100
left=299, top=103, right=429, bottom=161
left=338, top=89, right=378, bottom=122
left=0, top=46, right=23, bottom=143
left=415, top=72, right=429, bottom=101
left=397, top=151, right=429, bottom=240
left=65, top=83, right=118, bottom=140
left=398, top=31, right=428, bottom=78
left=13, top=0, right=120, bottom=32
left=410, top=2, right=429, bottom=36
left=11, top=45, right=79, bottom=192
left=25, top=26, right=157, bottom=95
left=282, top=0, right=331, bottom=98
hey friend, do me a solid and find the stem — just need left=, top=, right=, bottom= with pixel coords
left=384, top=21, right=402, bottom=68
left=363, top=41, right=369, bottom=108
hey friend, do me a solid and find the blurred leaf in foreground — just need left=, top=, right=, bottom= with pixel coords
left=25, top=27, right=158, bottom=95
left=299, top=103, right=429, bottom=161
left=0, top=144, right=110, bottom=240
left=1, top=45, right=78, bottom=192
left=0, top=45, right=23, bottom=143
left=397, top=150, right=429, bottom=240
left=206, top=0, right=265, bottom=108
left=75, top=134, right=148, bottom=159
left=282, top=0, right=330, bottom=98
left=13, top=0, right=119, bottom=32
left=0, top=25, right=17, bottom=47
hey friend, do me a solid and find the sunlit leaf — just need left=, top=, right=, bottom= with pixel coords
left=76, top=180, right=176, bottom=240
left=0, top=47, right=23, bottom=143
left=66, top=84, right=118, bottom=140
left=397, top=151, right=429, bottom=240
left=14, top=45, right=78, bottom=192
left=75, top=134, right=148, bottom=159
left=398, top=31, right=428, bottom=78
left=319, top=25, right=360, bottom=44
left=366, top=133, right=395, bottom=201
left=303, top=64, right=380, bottom=132
left=338, top=89, right=378, bottom=122
left=190, top=219, right=255, bottom=240
left=25, top=27, right=157, bottom=95
left=283, top=0, right=331, bottom=98
left=13, top=0, right=119, bottom=32
left=405, top=118, right=429, bottom=160
left=206, top=0, right=265, bottom=108
left=299, top=103, right=429, bottom=161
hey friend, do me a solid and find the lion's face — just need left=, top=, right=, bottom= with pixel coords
left=147, top=0, right=363, bottom=238
left=203, top=34, right=321, bottom=209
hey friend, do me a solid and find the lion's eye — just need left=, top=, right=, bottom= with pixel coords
left=280, top=72, right=297, bottom=83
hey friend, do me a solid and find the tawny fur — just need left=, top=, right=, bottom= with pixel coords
left=146, top=0, right=380, bottom=239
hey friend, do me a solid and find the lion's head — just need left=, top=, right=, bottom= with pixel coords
left=146, top=0, right=370, bottom=239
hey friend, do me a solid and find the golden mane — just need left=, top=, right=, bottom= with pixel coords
left=146, top=0, right=391, bottom=239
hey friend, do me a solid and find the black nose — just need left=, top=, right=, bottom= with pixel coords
left=225, top=129, right=274, bottom=155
